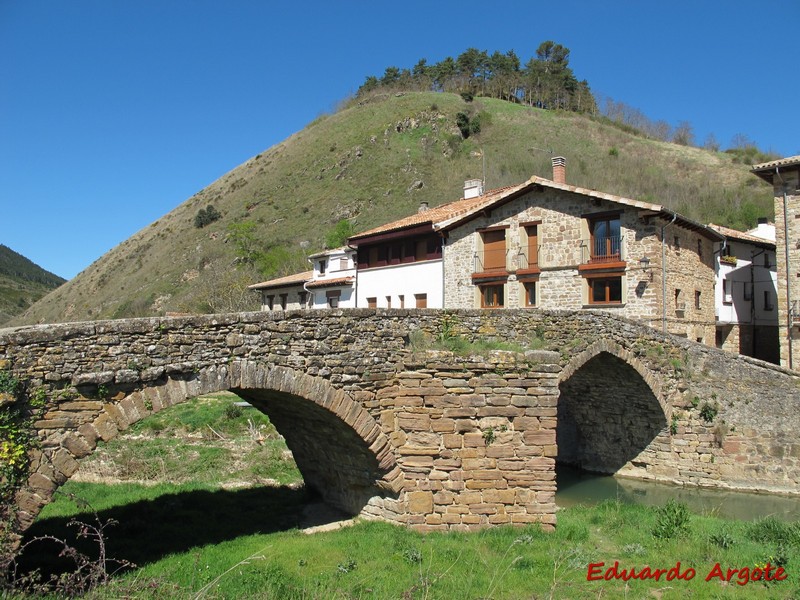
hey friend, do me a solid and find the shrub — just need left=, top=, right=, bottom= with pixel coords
left=194, top=205, right=221, bottom=228
left=652, top=500, right=690, bottom=539
left=224, top=403, right=243, bottom=420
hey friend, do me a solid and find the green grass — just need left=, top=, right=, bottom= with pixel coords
left=8, top=393, right=800, bottom=598
left=14, top=494, right=800, bottom=599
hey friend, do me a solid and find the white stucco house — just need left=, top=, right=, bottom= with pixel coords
left=249, top=246, right=356, bottom=311
left=709, top=220, right=779, bottom=362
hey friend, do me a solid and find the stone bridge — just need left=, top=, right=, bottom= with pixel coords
left=1, top=309, right=799, bottom=554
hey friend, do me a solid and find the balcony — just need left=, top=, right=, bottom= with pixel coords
left=473, top=248, right=510, bottom=278
left=580, top=235, right=624, bottom=264
left=516, top=246, right=540, bottom=273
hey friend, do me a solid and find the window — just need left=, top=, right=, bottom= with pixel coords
left=339, top=257, right=348, bottom=270
left=414, top=293, right=427, bottom=308
left=589, top=215, right=621, bottom=262
left=367, top=297, right=377, bottom=308
left=764, top=253, right=772, bottom=269
left=722, top=279, right=732, bottom=304
left=764, top=290, right=774, bottom=311
left=358, top=235, right=441, bottom=269
left=523, top=281, right=537, bottom=307
left=265, top=294, right=274, bottom=310
left=480, top=229, right=507, bottom=271
left=697, top=239, right=703, bottom=261
left=674, top=288, right=683, bottom=310
left=298, top=291, right=308, bottom=309
left=399, top=295, right=405, bottom=308
left=481, top=284, right=504, bottom=308
left=326, top=290, right=340, bottom=308
left=386, top=296, right=391, bottom=308
left=694, top=290, right=701, bottom=310
left=523, top=225, right=538, bottom=269
left=744, top=282, right=753, bottom=301
left=279, top=294, right=288, bottom=310
left=589, top=277, right=622, bottom=304
left=318, top=260, right=326, bottom=275
left=674, top=236, right=680, bottom=251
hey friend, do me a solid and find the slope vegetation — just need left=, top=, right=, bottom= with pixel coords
left=12, top=92, right=773, bottom=325
left=0, top=245, right=65, bottom=325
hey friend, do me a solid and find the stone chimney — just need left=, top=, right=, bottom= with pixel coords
left=464, top=179, right=484, bottom=199
left=552, top=156, right=566, bottom=184
left=418, top=201, right=429, bottom=213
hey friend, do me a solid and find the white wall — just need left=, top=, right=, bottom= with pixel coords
left=310, top=285, right=356, bottom=309
left=715, top=239, right=777, bottom=325
left=356, top=260, right=444, bottom=308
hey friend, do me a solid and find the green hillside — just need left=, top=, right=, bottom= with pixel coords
left=0, top=245, right=65, bottom=325
left=11, top=91, right=774, bottom=325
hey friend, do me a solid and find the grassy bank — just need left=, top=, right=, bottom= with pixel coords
left=7, top=394, right=800, bottom=598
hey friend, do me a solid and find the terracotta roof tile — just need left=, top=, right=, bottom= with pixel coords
left=752, top=155, right=800, bottom=172
left=349, top=175, right=721, bottom=242
left=708, top=223, right=775, bottom=247
left=248, top=270, right=312, bottom=290
left=349, top=182, right=529, bottom=240
left=306, top=276, right=354, bottom=289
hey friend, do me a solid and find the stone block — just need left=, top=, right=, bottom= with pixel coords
left=398, top=413, right=431, bottom=431
left=406, top=491, right=434, bottom=514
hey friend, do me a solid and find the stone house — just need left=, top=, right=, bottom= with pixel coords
left=348, top=158, right=722, bottom=344
left=708, top=221, right=778, bottom=363
left=752, top=155, right=800, bottom=369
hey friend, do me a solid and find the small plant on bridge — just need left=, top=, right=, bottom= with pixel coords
left=699, top=401, right=719, bottom=423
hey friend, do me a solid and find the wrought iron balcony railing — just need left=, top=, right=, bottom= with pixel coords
left=580, top=235, right=624, bottom=264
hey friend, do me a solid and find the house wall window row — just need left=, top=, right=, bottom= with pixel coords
left=358, top=234, right=442, bottom=269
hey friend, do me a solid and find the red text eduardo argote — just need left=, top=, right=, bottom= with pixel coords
left=587, top=561, right=787, bottom=586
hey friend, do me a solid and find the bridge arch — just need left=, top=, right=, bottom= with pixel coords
left=16, top=362, right=401, bottom=545
left=556, top=340, right=671, bottom=476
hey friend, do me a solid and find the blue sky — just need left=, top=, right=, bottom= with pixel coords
left=1, top=1, right=798, bottom=280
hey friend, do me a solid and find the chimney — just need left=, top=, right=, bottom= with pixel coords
left=418, top=201, right=429, bottom=213
left=552, top=156, right=566, bottom=184
left=464, top=179, right=484, bottom=199
left=758, top=217, right=768, bottom=225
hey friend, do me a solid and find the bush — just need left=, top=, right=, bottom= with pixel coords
left=224, top=403, right=243, bottom=420
left=652, top=500, right=690, bottom=539
left=194, top=205, right=221, bottom=228
left=325, top=219, right=355, bottom=249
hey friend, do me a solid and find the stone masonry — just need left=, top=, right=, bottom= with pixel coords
left=442, top=184, right=717, bottom=344
left=1, top=308, right=799, bottom=560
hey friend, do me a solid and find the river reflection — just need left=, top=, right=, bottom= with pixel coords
left=556, top=466, right=800, bottom=521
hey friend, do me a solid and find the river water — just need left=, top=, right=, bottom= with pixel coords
left=556, top=466, right=800, bottom=521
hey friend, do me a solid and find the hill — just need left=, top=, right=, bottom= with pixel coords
left=11, top=91, right=774, bottom=325
left=0, top=245, right=65, bottom=325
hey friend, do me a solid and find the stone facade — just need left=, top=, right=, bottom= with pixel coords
left=752, top=157, right=800, bottom=369
left=442, top=185, right=718, bottom=344
left=1, top=309, right=799, bottom=560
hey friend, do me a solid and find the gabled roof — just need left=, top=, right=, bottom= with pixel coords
left=348, top=183, right=528, bottom=242
left=751, top=155, right=800, bottom=182
left=708, top=223, right=775, bottom=249
left=248, top=270, right=312, bottom=291
left=349, top=176, right=723, bottom=243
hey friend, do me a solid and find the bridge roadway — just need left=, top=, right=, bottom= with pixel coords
left=1, top=308, right=798, bottom=555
